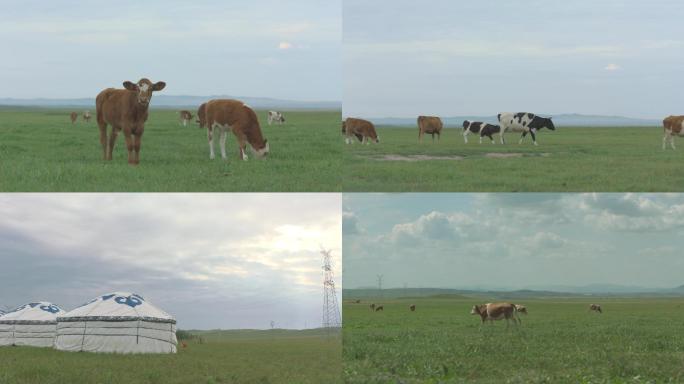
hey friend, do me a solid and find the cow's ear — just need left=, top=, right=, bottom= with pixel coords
left=123, top=81, right=138, bottom=91
left=152, top=81, right=166, bottom=91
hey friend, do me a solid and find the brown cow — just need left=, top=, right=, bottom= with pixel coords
left=343, top=118, right=379, bottom=145
left=179, top=110, right=193, bottom=127
left=375, top=305, right=384, bottom=312
left=70, top=112, right=78, bottom=124
left=663, top=115, right=684, bottom=150
left=589, top=304, right=602, bottom=313
left=470, top=303, right=520, bottom=327
left=409, top=304, right=416, bottom=312
left=196, top=103, right=207, bottom=129
left=369, top=303, right=376, bottom=311
left=95, top=78, right=166, bottom=164
left=417, top=116, right=443, bottom=143
left=204, top=99, right=269, bottom=161
left=83, top=111, right=91, bottom=123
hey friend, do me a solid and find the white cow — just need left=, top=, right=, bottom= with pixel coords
left=267, top=111, right=285, bottom=125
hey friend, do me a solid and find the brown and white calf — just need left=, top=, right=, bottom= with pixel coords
left=204, top=99, right=269, bottom=161
left=95, top=78, right=166, bottom=164
left=663, top=115, right=684, bottom=150
left=179, top=110, right=193, bottom=127
left=83, top=111, right=91, bottom=123
left=343, top=118, right=379, bottom=144
left=70, top=112, right=78, bottom=124
left=470, top=302, right=520, bottom=327
left=196, top=103, right=207, bottom=129
left=418, top=116, right=443, bottom=143
left=589, top=304, right=602, bottom=313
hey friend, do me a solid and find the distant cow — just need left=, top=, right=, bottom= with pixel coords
left=409, top=304, right=416, bottom=312
left=369, top=303, right=376, bottom=311
left=343, top=118, right=379, bottom=144
left=179, top=110, right=193, bottom=127
left=498, top=112, right=555, bottom=145
left=514, top=304, right=528, bottom=315
left=196, top=103, right=207, bottom=129
left=268, top=111, right=285, bottom=125
left=462, top=120, right=501, bottom=144
left=204, top=99, right=269, bottom=161
left=375, top=305, right=384, bottom=312
left=663, top=115, right=684, bottom=150
left=418, top=116, right=443, bottom=143
left=471, top=303, right=520, bottom=327
left=95, top=78, right=166, bottom=164
left=83, top=111, right=91, bottom=123
left=354, top=299, right=361, bottom=304
left=589, top=304, right=602, bottom=313
left=70, top=112, right=78, bottom=124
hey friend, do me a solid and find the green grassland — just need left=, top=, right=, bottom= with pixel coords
left=0, top=108, right=341, bottom=191
left=343, top=295, right=684, bottom=383
left=0, top=328, right=341, bottom=384
left=342, top=126, right=684, bottom=192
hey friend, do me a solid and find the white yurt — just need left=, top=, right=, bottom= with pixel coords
left=54, top=292, right=177, bottom=354
left=0, top=302, right=64, bottom=347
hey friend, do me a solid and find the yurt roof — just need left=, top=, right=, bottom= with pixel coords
left=58, top=292, right=175, bottom=324
left=0, top=302, right=64, bottom=324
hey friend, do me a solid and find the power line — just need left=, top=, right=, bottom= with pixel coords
left=321, top=247, right=341, bottom=331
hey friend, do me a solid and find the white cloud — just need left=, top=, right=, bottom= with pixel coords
left=279, top=41, right=294, bottom=50
left=605, top=63, right=621, bottom=71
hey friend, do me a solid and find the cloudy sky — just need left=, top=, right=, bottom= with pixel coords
left=0, top=194, right=341, bottom=330
left=0, top=0, right=340, bottom=101
left=344, top=193, right=684, bottom=290
left=344, top=0, right=684, bottom=119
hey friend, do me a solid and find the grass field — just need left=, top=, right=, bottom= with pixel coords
left=0, top=328, right=341, bottom=384
left=0, top=107, right=341, bottom=191
left=343, top=295, right=684, bottom=383
left=342, top=126, right=684, bottom=192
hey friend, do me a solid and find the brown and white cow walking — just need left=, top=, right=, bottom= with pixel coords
left=179, top=110, right=193, bottom=127
left=95, top=78, right=166, bottom=164
left=83, top=111, right=91, bottom=123
left=70, top=112, right=78, bottom=124
left=417, top=116, right=443, bottom=143
left=471, top=303, right=520, bottom=327
left=663, top=115, right=684, bottom=150
left=589, top=304, right=602, bottom=313
left=343, top=118, right=379, bottom=144
left=204, top=99, right=269, bottom=161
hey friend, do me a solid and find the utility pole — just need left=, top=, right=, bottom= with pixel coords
left=322, top=248, right=341, bottom=333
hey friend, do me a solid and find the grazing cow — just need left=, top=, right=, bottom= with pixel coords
left=343, top=118, right=379, bottom=144
left=514, top=304, right=528, bottom=315
left=663, top=115, right=684, bottom=150
left=204, top=99, right=269, bottom=161
left=70, top=112, right=78, bottom=124
left=179, top=110, right=193, bottom=127
left=196, top=103, right=207, bottom=129
left=354, top=299, right=361, bottom=304
left=375, top=305, right=384, bottom=312
left=95, top=78, right=166, bottom=164
left=83, top=111, right=91, bottom=123
left=369, top=303, right=376, bottom=311
left=267, top=111, right=285, bottom=125
left=589, top=304, right=602, bottom=313
left=497, top=112, right=555, bottom=145
left=409, top=304, right=416, bottom=312
left=462, top=120, right=501, bottom=144
left=417, top=116, right=443, bottom=143
left=470, top=303, right=520, bottom=327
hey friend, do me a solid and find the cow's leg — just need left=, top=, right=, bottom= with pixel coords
left=98, top=122, right=108, bottom=160
left=519, top=131, right=527, bottom=144
left=663, top=133, right=668, bottom=150
left=671, top=134, right=676, bottom=150
left=122, top=129, right=134, bottom=164
left=530, top=129, right=538, bottom=146
left=132, top=129, right=143, bottom=165
left=479, top=135, right=482, bottom=144
left=108, top=127, right=120, bottom=161
left=219, top=128, right=228, bottom=160
left=500, top=131, right=506, bottom=144
left=207, top=125, right=215, bottom=159
left=464, top=130, right=469, bottom=144
left=365, top=136, right=370, bottom=145
left=237, top=134, right=249, bottom=161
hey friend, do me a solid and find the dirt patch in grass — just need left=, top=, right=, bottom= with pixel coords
left=375, top=154, right=465, bottom=162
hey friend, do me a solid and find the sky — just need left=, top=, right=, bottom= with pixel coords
left=343, top=193, right=684, bottom=290
left=0, top=194, right=341, bottom=330
left=0, top=0, right=341, bottom=101
left=344, top=0, right=684, bottom=119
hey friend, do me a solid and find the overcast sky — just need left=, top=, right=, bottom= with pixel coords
left=0, top=194, right=341, bottom=330
left=344, top=193, right=684, bottom=290
left=0, top=0, right=340, bottom=101
left=344, top=0, right=684, bottom=119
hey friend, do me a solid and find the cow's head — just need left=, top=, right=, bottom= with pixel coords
left=470, top=305, right=483, bottom=315
left=123, top=78, right=166, bottom=106
left=253, top=140, right=270, bottom=158
left=462, top=120, right=471, bottom=130
left=543, top=117, right=555, bottom=131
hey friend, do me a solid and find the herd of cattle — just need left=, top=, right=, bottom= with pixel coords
left=343, top=113, right=684, bottom=149
left=353, top=300, right=604, bottom=327
left=67, top=78, right=280, bottom=165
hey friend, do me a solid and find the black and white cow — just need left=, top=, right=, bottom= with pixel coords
left=462, top=120, right=501, bottom=144
left=267, top=111, right=285, bottom=125
left=497, top=112, right=555, bottom=145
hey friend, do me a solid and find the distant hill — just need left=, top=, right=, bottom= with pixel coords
left=363, top=113, right=660, bottom=127
left=0, top=95, right=341, bottom=110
